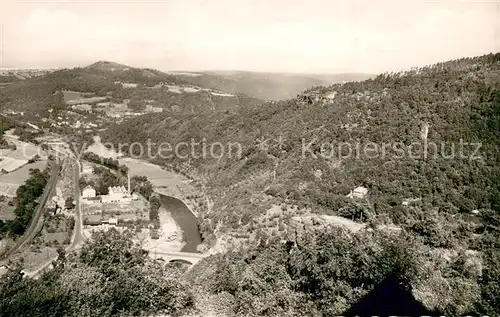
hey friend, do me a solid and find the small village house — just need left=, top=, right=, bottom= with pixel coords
left=347, top=186, right=368, bottom=199
left=82, top=185, right=97, bottom=198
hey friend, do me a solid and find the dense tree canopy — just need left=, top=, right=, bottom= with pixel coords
left=2, top=54, right=500, bottom=316
left=101, top=53, right=500, bottom=315
left=0, top=229, right=194, bottom=317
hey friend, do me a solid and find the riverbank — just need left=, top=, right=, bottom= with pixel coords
left=137, top=205, right=185, bottom=254
left=84, top=136, right=206, bottom=252
left=160, top=195, right=202, bottom=253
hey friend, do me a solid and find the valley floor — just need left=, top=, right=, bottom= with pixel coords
left=137, top=206, right=185, bottom=255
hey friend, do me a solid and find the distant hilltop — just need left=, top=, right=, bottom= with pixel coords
left=163, top=70, right=375, bottom=100
left=0, top=60, right=374, bottom=100
left=85, top=61, right=131, bottom=72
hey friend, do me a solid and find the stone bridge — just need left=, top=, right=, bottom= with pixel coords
left=149, top=251, right=207, bottom=266
left=24, top=250, right=208, bottom=279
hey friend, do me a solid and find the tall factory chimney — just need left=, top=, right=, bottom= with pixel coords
left=127, top=173, right=131, bottom=195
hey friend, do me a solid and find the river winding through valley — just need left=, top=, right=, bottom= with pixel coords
left=88, top=136, right=203, bottom=252
left=159, top=195, right=202, bottom=252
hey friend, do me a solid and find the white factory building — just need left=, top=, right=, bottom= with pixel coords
left=82, top=174, right=138, bottom=203
left=82, top=186, right=96, bottom=198
left=101, top=185, right=132, bottom=203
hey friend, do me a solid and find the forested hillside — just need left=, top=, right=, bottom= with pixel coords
left=0, top=75, right=19, bottom=84
left=101, top=53, right=500, bottom=315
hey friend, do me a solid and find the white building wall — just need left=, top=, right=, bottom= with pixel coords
left=82, top=187, right=96, bottom=198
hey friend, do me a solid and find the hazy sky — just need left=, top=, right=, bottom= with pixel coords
left=0, top=0, right=498, bottom=73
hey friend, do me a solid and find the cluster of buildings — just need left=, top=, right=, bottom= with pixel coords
left=82, top=174, right=138, bottom=204
left=81, top=175, right=144, bottom=227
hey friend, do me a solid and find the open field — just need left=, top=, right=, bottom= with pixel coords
left=95, top=101, right=132, bottom=117
left=121, top=157, right=198, bottom=199
left=0, top=238, right=13, bottom=257
left=0, top=158, right=29, bottom=172
left=62, top=91, right=82, bottom=102
left=183, top=87, right=199, bottom=93
left=164, top=71, right=202, bottom=77
left=0, top=199, right=15, bottom=221
left=0, top=161, right=47, bottom=196
left=210, top=91, right=234, bottom=97
left=0, top=131, right=48, bottom=200
left=85, top=136, right=123, bottom=159
left=0, top=183, right=20, bottom=197
left=71, top=103, right=92, bottom=111
left=166, top=85, right=182, bottom=93
left=85, top=137, right=201, bottom=211
left=1, top=132, right=44, bottom=164
left=0, top=158, right=45, bottom=215
left=121, top=83, right=138, bottom=88
left=66, top=96, right=107, bottom=105
left=0, top=160, right=46, bottom=184
left=8, top=142, right=41, bottom=160
left=0, top=148, right=14, bottom=157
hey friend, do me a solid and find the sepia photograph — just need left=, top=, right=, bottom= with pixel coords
left=0, top=0, right=498, bottom=316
